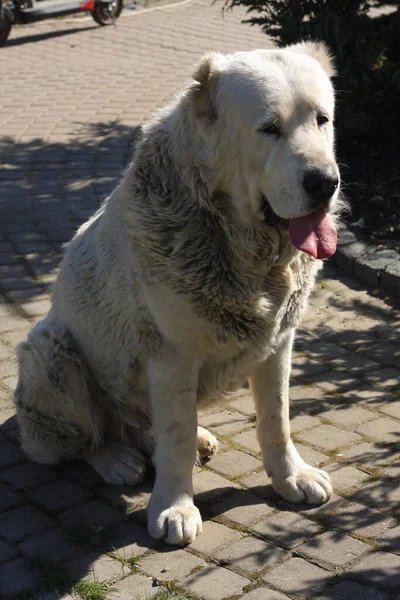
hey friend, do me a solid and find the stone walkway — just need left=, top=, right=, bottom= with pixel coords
left=0, top=2, right=399, bottom=599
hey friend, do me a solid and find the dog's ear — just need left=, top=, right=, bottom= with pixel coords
left=290, top=41, right=336, bottom=77
left=190, top=53, right=223, bottom=122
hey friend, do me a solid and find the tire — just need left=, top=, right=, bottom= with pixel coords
left=0, top=12, right=12, bottom=46
left=91, top=0, right=122, bottom=26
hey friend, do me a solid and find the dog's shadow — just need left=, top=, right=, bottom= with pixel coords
left=1, top=414, right=398, bottom=596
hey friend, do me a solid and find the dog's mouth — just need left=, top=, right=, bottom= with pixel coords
left=261, top=196, right=337, bottom=260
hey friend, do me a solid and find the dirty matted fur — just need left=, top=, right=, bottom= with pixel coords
left=15, top=42, right=342, bottom=545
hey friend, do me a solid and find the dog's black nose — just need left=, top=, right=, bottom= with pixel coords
left=303, top=167, right=339, bottom=206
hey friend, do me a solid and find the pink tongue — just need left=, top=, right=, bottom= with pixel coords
left=289, top=208, right=337, bottom=259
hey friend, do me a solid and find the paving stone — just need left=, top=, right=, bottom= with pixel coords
left=297, top=424, right=361, bottom=451
left=295, top=443, right=329, bottom=467
left=0, top=409, right=17, bottom=429
left=351, top=479, right=400, bottom=511
left=294, top=493, right=346, bottom=519
left=139, top=548, right=206, bottom=581
left=199, top=410, right=252, bottom=435
left=232, top=428, right=260, bottom=453
left=67, top=552, right=130, bottom=583
left=0, top=439, right=25, bottom=469
left=341, top=387, right=396, bottom=408
left=0, top=359, right=17, bottom=377
left=341, top=441, right=397, bottom=469
left=20, top=299, right=52, bottom=316
left=239, top=470, right=276, bottom=501
left=227, top=394, right=256, bottom=416
left=209, top=449, right=262, bottom=478
left=307, top=370, right=359, bottom=393
left=212, top=491, right=275, bottom=526
left=366, top=368, right=400, bottom=389
left=0, top=461, right=58, bottom=489
left=37, top=594, right=74, bottom=600
left=182, top=564, right=250, bottom=600
left=193, top=470, right=239, bottom=503
left=0, top=314, right=32, bottom=332
left=349, top=550, right=400, bottom=589
left=64, top=461, right=105, bottom=487
left=325, top=503, right=396, bottom=538
left=215, top=536, right=289, bottom=575
left=104, top=520, right=159, bottom=557
left=355, top=417, right=400, bottom=443
left=241, top=589, right=292, bottom=600
left=0, top=557, right=35, bottom=594
left=97, top=480, right=153, bottom=512
left=376, top=526, right=400, bottom=554
left=109, top=573, right=158, bottom=599
left=190, top=520, right=242, bottom=555
left=0, top=504, right=53, bottom=542
left=357, top=340, right=400, bottom=365
left=381, top=461, right=400, bottom=480
left=321, top=405, right=375, bottom=427
left=291, top=356, right=330, bottom=378
left=315, top=580, right=390, bottom=600
left=290, top=385, right=325, bottom=401
left=19, top=527, right=79, bottom=561
left=378, top=400, right=400, bottom=420
left=251, top=511, right=321, bottom=549
left=324, top=463, right=370, bottom=493
left=0, top=538, right=18, bottom=563
left=0, top=481, right=24, bottom=511
left=29, top=479, right=90, bottom=512
left=261, top=557, right=332, bottom=597
left=297, top=530, right=371, bottom=569
left=328, top=354, right=380, bottom=374
left=59, top=500, right=124, bottom=528
left=290, top=414, right=321, bottom=433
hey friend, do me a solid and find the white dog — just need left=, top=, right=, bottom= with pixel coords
left=15, top=42, right=341, bottom=545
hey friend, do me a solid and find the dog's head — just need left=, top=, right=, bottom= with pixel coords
left=189, top=43, right=341, bottom=259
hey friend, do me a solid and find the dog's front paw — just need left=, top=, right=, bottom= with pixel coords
left=272, top=465, right=332, bottom=504
left=148, top=503, right=202, bottom=545
left=266, top=440, right=332, bottom=505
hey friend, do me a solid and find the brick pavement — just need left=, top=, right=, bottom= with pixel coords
left=0, top=2, right=400, bottom=599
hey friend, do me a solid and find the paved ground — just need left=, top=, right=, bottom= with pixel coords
left=0, top=2, right=400, bottom=599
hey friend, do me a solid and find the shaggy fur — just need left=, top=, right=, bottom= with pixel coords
left=15, top=42, right=341, bottom=545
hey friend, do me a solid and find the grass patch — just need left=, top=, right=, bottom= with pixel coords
left=72, top=578, right=114, bottom=600
left=108, top=547, right=141, bottom=570
left=66, top=525, right=97, bottom=547
left=151, top=586, right=198, bottom=600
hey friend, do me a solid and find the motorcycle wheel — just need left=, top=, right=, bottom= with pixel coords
left=91, top=0, right=123, bottom=25
left=0, top=13, right=12, bottom=46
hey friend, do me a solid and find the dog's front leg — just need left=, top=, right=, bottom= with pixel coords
left=251, top=329, right=333, bottom=504
left=147, top=350, right=202, bottom=545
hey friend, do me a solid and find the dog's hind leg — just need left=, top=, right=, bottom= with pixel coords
left=83, top=442, right=147, bottom=486
left=15, top=320, right=99, bottom=465
left=196, top=426, right=218, bottom=461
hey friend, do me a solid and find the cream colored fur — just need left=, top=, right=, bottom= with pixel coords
left=15, top=42, right=341, bottom=545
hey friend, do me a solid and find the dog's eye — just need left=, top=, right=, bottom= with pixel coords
left=259, top=122, right=281, bottom=137
left=317, top=114, right=329, bottom=127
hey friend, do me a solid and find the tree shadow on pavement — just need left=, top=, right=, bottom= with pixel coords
left=0, top=121, right=141, bottom=304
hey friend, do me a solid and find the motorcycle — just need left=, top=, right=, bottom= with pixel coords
left=0, top=0, right=123, bottom=46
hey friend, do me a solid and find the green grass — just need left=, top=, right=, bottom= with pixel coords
left=152, top=590, right=197, bottom=600
left=72, top=578, right=114, bottom=600
left=108, top=547, right=141, bottom=570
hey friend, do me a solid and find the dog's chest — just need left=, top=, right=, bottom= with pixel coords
left=197, top=258, right=318, bottom=403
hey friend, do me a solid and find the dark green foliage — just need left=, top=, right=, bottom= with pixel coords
left=222, top=0, right=400, bottom=139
